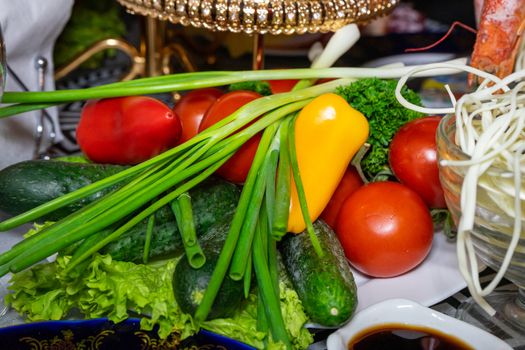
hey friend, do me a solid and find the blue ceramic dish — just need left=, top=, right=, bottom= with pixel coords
left=0, top=317, right=255, bottom=350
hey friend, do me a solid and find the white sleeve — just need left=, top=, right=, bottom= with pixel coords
left=0, top=0, right=74, bottom=169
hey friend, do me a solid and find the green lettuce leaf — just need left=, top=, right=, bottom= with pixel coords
left=6, top=255, right=196, bottom=340
left=202, top=282, right=313, bottom=350
left=6, top=255, right=313, bottom=349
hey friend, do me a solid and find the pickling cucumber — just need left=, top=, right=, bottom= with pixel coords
left=172, top=220, right=244, bottom=320
left=101, top=177, right=240, bottom=262
left=0, top=160, right=126, bottom=222
left=279, top=220, right=358, bottom=327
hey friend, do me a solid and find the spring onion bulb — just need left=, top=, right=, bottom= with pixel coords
left=396, top=63, right=525, bottom=316
left=311, top=24, right=360, bottom=69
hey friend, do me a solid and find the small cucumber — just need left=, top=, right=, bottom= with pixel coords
left=101, top=177, right=240, bottom=263
left=0, top=160, right=126, bottom=222
left=172, top=220, right=244, bottom=320
left=279, top=220, right=358, bottom=327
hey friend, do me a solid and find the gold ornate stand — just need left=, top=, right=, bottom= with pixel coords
left=116, top=0, right=398, bottom=35
left=116, top=0, right=399, bottom=72
left=54, top=38, right=146, bottom=81
left=56, top=0, right=399, bottom=80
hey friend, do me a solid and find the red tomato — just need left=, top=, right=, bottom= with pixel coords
left=77, top=96, right=181, bottom=165
left=389, top=116, right=446, bottom=208
left=173, top=88, right=223, bottom=144
left=199, top=90, right=262, bottom=183
left=268, top=79, right=299, bottom=94
left=320, top=166, right=363, bottom=229
left=336, top=181, right=433, bottom=278
left=316, top=78, right=336, bottom=84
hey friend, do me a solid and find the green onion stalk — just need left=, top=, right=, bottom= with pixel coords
left=0, top=59, right=466, bottom=118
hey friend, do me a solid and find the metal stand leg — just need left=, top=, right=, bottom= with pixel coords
left=252, top=33, right=264, bottom=70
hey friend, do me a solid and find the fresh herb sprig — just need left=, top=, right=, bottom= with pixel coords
left=336, top=78, right=424, bottom=178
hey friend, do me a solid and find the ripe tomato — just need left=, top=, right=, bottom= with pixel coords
left=173, top=88, right=223, bottom=144
left=199, top=90, right=262, bottom=183
left=268, top=79, right=299, bottom=94
left=320, top=166, right=363, bottom=229
left=389, top=116, right=446, bottom=208
left=77, top=96, right=181, bottom=165
left=336, top=181, right=433, bottom=278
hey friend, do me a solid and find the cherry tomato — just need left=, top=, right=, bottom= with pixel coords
left=316, top=78, right=336, bottom=84
left=336, top=181, right=433, bottom=278
left=173, top=88, right=223, bottom=144
left=268, top=79, right=299, bottom=94
left=199, top=90, right=262, bottom=183
left=389, top=116, right=446, bottom=208
left=77, top=96, right=181, bottom=165
left=320, top=166, right=363, bottom=229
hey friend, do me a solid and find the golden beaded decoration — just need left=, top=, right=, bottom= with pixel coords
left=117, top=0, right=399, bottom=34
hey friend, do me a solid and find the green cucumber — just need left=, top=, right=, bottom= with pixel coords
left=0, top=160, right=126, bottom=222
left=172, top=220, right=244, bottom=320
left=279, top=220, right=358, bottom=327
left=101, top=177, right=240, bottom=262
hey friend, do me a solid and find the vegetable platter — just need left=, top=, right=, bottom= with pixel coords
left=0, top=26, right=504, bottom=348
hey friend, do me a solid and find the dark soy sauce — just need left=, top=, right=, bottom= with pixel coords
left=348, top=323, right=474, bottom=350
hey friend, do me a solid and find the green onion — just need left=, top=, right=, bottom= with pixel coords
left=271, top=117, right=292, bottom=240
left=267, top=234, right=280, bottom=303
left=142, top=214, right=156, bottom=264
left=287, top=115, right=324, bottom=257
left=193, top=100, right=313, bottom=323
left=171, top=193, right=197, bottom=246
left=263, top=124, right=281, bottom=226
left=229, top=123, right=279, bottom=281
left=192, top=126, right=275, bottom=321
left=256, top=287, right=269, bottom=334
left=252, top=212, right=291, bottom=349
left=244, top=253, right=253, bottom=298
left=63, top=156, right=229, bottom=274
left=171, top=193, right=205, bottom=269
left=71, top=227, right=113, bottom=262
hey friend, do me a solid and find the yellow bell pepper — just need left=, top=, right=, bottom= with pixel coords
left=287, top=93, right=369, bottom=233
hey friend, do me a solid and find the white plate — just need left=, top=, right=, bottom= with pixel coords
left=352, top=231, right=467, bottom=312
left=327, top=298, right=512, bottom=350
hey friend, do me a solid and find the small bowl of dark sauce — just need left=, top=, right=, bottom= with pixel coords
left=327, top=299, right=512, bottom=350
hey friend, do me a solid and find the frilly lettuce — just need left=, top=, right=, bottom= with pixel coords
left=5, top=254, right=313, bottom=349
left=203, top=282, right=313, bottom=349
left=6, top=255, right=195, bottom=339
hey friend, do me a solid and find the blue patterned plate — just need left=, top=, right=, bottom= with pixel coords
left=0, top=317, right=255, bottom=350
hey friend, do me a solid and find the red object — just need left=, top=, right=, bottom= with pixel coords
left=405, top=21, right=477, bottom=53
left=336, top=181, right=433, bottom=278
left=77, top=96, right=181, bottom=165
left=389, top=116, right=447, bottom=208
left=199, top=90, right=262, bottom=183
left=173, top=88, right=223, bottom=144
left=320, top=166, right=363, bottom=229
left=268, top=79, right=299, bottom=94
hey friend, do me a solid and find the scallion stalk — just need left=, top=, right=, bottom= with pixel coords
left=142, top=214, right=156, bottom=264
left=271, top=118, right=292, bottom=240
left=252, top=212, right=291, bottom=349
left=171, top=193, right=205, bottom=269
left=287, top=115, right=324, bottom=257
left=0, top=61, right=466, bottom=110
left=193, top=119, right=282, bottom=324
left=63, top=155, right=230, bottom=273
left=244, top=253, right=253, bottom=298
left=229, top=123, right=279, bottom=281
